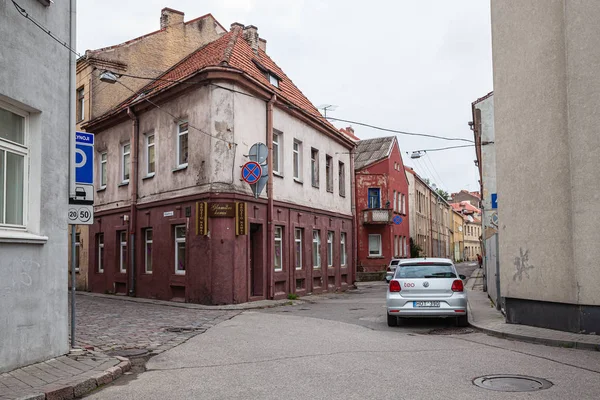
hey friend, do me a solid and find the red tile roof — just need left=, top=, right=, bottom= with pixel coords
left=450, top=201, right=481, bottom=214
left=104, top=25, right=341, bottom=137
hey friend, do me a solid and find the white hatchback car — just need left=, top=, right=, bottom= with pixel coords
left=386, top=258, right=468, bottom=327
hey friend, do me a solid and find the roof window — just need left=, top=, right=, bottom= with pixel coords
left=268, top=73, right=279, bottom=87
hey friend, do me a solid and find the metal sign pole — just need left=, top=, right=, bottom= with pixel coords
left=70, top=224, right=76, bottom=348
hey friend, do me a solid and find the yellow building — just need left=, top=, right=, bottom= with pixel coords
left=450, top=210, right=465, bottom=262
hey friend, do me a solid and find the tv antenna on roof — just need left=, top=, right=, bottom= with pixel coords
left=317, top=104, right=338, bottom=118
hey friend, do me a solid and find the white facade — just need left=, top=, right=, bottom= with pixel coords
left=0, top=0, right=71, bottom=372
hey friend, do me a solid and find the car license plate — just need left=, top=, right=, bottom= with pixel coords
left=413, top=301, right=440, bottom=308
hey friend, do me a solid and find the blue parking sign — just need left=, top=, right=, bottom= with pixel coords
left=75, top=132, right=94, bottom=185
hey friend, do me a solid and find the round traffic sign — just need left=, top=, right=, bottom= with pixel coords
left=241, top=161, right=262, bottom=184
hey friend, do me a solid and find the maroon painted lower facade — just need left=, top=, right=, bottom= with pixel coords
left=88, top=193, right=355, bottom=304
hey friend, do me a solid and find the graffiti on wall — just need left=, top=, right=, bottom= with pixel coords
left=513, top=248, right=534, bottom=281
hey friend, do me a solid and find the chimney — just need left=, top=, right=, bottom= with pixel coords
left=243, top=25, right=259, bottom=54
left=345, top=126, right=355, bottom=136
left=161, top=8, right=184, bottom=29
left=230, top=22, right=244, bottom=31
left=258, top=38, right=267, bottom=52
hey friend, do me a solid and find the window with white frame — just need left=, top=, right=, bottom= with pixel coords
left=100, top=152, right=107, bottom=188
left=312, top=230, right=321, bottom=268
left=338, top=161, right=345, bottom=197
left=325, top=155, right=333, bottom=192
left=393, top=191, right=397, bottom=212
left=273, top=130, right=281, bottom=175
left=75, top=232, right=81, bottom=271
left=293, top=140, right=302, bottom=180
left=295, top=228, right=303, bottom=270
left=402, top=194, right=406, bottom=214
left=311, top=148, right=319, bottom=187
left=394, top=235, right=398, bottom=257
left=274, top=226, right=283, bottom=271
left=268, top=73, right=279, bottom=88
left=76, top=87, right=85, bottom=122
left=177, top=121, right=188, bottom=167
left=146, top=134, right=155, bottom=176
left=327, top=231, right=334, bottom=267
left=97, top=233, right=104, bottom=273
left=0, top=104, right=27, bottom=227
left=119, top=231, right=127, bottom=273
left=121, top=143, right=130, bottom=183
left=144, top=228, right=153, bottom=273
left=340, top=232, right=347, bottom=267
left=175, top=225, right=186, bottom=274
left=368, top=234, right=382, bottom=256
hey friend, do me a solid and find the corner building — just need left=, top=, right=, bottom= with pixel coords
left=84, top=23, right=356, bottom=304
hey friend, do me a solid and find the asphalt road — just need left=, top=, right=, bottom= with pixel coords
left=85, top=272, right=600, bottom=400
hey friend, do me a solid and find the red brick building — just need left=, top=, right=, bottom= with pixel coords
left=354, top=136, right=410, bottom=274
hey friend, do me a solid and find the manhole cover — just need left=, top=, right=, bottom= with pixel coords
left=106, top=349, right=148, bottom=358
left=164, top=326, right=204, bottom=333
left=428, top=327, right=474, bottom=335
left=473, top=375, right=553, bottom=392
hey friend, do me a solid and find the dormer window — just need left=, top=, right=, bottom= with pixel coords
left=268, top=73, right=279, bottom=88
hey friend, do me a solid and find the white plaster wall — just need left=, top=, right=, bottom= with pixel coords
left=0, top=0, right=70, bottom=372
left=231, top=85, right=352, bottom=215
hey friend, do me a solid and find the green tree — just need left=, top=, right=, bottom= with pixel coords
left=410, top=238, right=422, bottom=258
left=436, top=188, right=451, bottom=201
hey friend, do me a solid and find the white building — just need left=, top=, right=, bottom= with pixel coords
left=0, top=1, right=72, bottom=372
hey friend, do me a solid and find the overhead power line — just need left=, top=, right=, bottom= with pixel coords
left=101, top=70, right=475, bottom=144
left=11, top=0, right=81, bottom=58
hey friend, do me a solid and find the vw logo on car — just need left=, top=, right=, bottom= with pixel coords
left=423, top=281, right=429, bottom=287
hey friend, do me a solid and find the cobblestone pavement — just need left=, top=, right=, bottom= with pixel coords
left=70, top=294, right=239, bottom=355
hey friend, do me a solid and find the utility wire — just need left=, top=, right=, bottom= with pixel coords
left=115, top=80, right=237, bottom=147
left=11, top=0, right=82, bottom=58
left=423, top=154, right=449, bottom=193
left=101, top=70, right=475, bottom=144
left=407, top=144, right=475, bottom=153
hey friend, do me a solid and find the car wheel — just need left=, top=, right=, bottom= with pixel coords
left=387, top=314, right=398, bottom=327
left=456, top=314, right=469, bottom=327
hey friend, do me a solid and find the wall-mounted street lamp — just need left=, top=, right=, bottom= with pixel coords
left=99, top=71, right=118, bottom=84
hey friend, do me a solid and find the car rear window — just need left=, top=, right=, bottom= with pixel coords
left=395, top=263, right=456, bottom=279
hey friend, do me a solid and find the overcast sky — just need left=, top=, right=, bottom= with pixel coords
left=77, top=0, right=492, bottom=194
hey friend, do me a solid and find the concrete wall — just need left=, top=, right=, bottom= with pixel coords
left=492, top=0, right=600, bottom=332
left=0, top=0, right=70, bottom=372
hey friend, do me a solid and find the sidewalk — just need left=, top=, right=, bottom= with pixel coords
left=466, top=268, right=600, bottom=351
left=1, top=293, right=294, bottom=399
left=0, top=349, right=130, bottom=400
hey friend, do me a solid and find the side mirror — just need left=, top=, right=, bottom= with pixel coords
left=459, top=274, right=467, bottom=280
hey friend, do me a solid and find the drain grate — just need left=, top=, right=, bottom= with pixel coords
left=428, top=327, right=474, bottom=335
left=163, top=326, right=205, bottom=333
left=473, top=375, right=553, bottom=392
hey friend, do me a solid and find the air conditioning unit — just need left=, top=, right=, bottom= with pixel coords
left=38, top=0, right=54, bottom=6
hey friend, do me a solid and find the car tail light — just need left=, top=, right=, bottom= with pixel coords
left=389, top=280, right=401, bottom=292
left=451, top=279, right=464, bottom=292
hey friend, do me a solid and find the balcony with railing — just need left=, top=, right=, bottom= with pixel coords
left=362, top=208, right=393, bottom=225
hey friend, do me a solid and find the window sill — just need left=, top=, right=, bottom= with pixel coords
left=174, top=271, right=186, bottom=276
left=172, top=165, right=188, bottom=173
left=97, top=187, right=106, bottom=193
left=118, top=181, right=129, bottom=187
left=326, top=189, right=333, bottom=194
left=293, top=178, right=303, bottom=185
left=142, top=174, right=155, bottom=180
left=339, top=193, right=346, bottom=198
left=312, top=184, right=320, bottom=189
left=0, top=230, right=48, bottom=244
left=367, top=255, right=384, bottom=259
left=274, top=172, right=284, bottom=179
